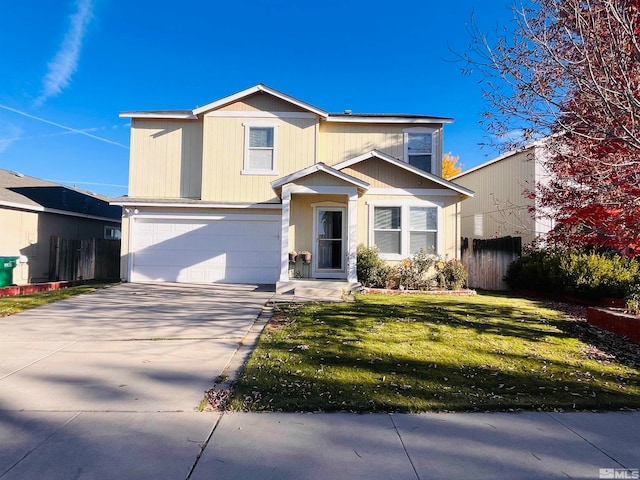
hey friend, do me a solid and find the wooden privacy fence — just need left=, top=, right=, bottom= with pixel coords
left=461, top=236, right=522, bottom=291
left=49, top=237, right=120, bottom=282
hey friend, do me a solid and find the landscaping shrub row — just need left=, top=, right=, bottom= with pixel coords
left=356, top=245, right=468, bottom=290
left=505, top=249, right=640, bottom=300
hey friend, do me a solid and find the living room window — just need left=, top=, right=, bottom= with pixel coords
left=370, top=202, right=440, bottom=259
left=243, top=123, right=278, bottom=174
left=373, top=206, right=401, bottom=255
left=404, top=127, right=436, bottom=173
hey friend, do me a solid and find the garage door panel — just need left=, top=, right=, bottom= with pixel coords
left=131, top=217, right=280, bottom=284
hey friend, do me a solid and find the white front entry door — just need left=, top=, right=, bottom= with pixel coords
left=314, top=207, right=346, bottom=278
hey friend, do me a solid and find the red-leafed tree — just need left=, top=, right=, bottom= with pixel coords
left=464, top=0, right=640, bottom=253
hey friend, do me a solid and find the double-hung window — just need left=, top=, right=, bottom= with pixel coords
left=243, top=123, right=278, bottom=174
left=371, top=203, right=440, bottom=259
left=404, top=127, right=436, bottom=173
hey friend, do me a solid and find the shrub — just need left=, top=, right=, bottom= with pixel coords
left=439, top=259, right=468, bottom=290
left=626, top=284, right=640, bottom=315
left=356, top=245, right=391, bottom=288
left=505, top=248, right=640, bottom=299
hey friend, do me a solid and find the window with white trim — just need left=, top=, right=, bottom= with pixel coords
left=371, top=203, right=440, bottom=258
left=404, top=127, right=435, bottom=173
left=243, top=123, right=278, bottom=174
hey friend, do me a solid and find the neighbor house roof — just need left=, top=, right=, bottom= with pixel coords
left=120, top=84, right=453, bottom=125
left=332, top=150, right=474, bottom=197
left=0, top=169, right=121, bottom=222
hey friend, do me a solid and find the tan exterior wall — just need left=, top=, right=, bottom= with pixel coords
left=288, top=194, right=346, bottom=254
left=341, top=159, right=444, bottom=189
left=1, top=207, right=120, bottom=285
left=320, top=123, right=443, bottom=177
left=218, top=93, right=309, bottom=112
left=454, top=150, right=538, bottom=245
left=129, top=119, right=203, bottom=199
left=201, top=116, right=317, bottom=202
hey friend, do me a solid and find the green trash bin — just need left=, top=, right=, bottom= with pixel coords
left=0, top=256, right=19, bottom=287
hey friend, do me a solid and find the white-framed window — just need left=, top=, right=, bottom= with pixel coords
left=104, top=226, right=121, bottom=240
left=242, top=122, right=278, bottom=175
left=403, top=127, right=436, bottom=174
left=369, top=201, right=441, bottom=259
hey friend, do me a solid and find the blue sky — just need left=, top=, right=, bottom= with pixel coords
left=0, top=0, right=520, bottom=198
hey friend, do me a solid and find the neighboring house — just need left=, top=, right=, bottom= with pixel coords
left=452, top=145, right=554, bottom=247
left=115, top=84, right=473, bottom=286
left=0, top=169, right=122, bottom=284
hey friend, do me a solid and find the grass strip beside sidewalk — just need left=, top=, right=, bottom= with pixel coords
left=231, top=293, right=640, bottom=412
left=0, top=284, right=107, bottom=317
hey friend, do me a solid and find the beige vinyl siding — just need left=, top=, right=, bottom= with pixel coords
left=201, top=116, right=318, bottom=202
left=356, top=194, right=462, bottom=260
left=341, top=159, right=440, bottom=189
left=320, top=123, right=404, bottom=164
left=454, top=150, right=538, bottom=244
left=320, top=123, right=443, bottom=176
left=289, top=194, right=345, bottom=254
left=0, top=208, right=38, bottom=284
left=129, top=119, right=203, bottom=199
left=218, top=93, right=309, bottom=112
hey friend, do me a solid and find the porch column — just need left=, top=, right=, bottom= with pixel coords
left=347, top=193, right=358, bottom=283
left=279, top=187, right=291, bottom=282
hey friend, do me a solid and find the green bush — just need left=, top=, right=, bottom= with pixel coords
left=505, top=249, right=640, bottom=299
left=356, top=245, right=391, bottom=288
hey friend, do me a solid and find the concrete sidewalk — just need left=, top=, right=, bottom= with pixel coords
left=192, top=411, right=639, bottom=480
left=2, top=410, right=639, bottom=479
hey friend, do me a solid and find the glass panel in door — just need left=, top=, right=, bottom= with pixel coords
left=317, top=209, right=344, bottom=270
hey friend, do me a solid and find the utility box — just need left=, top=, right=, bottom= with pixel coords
left=0, top=256, right=20, bottom=287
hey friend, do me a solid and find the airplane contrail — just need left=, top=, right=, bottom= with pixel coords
left=0, top=103, right=129, bottom=149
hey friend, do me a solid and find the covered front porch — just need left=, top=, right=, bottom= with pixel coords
left=271, top=163, right=370, bottom=284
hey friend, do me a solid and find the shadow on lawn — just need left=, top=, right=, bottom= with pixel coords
left=234, top=296, right=640, bottom=413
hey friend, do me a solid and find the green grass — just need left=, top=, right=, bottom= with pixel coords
left=231, top=293, right=640, bottom=412
left=0, top=284, right=108, bottom=317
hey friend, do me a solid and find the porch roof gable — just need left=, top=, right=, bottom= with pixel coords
left=271, top=163, right=370, bottom=197
left=332, top=150, right=474, bottom=197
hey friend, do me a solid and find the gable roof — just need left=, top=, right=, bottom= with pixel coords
left=451, top=145, right=536, bottom=180
left=0, top=169, right=121, bottom=222
left=271, top=162, right=370, bottom=196
left=120, top=84, right=454, bottom=125
left=332, top=150, right=474, bottom=197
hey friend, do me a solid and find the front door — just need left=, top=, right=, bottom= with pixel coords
left=314, top=207, right=346, bottom=278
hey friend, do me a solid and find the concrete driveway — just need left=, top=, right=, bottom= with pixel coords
left=0, top=282, right=274, bottom=478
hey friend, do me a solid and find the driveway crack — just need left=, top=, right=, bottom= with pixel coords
left=389, top=414, right=421, bottom=480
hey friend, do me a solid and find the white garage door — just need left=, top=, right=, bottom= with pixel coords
left=130, top=216, right=280, bottom=284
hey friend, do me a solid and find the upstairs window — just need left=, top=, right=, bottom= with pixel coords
left=243, top=123, right=278, bottom=174
left=404, top=127, right=436, bottom=173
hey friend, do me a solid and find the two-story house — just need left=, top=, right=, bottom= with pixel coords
left=115, top=84, right=473, bottom=286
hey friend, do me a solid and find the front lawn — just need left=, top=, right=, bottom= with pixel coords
left=231, top=293, right=640, bottom=412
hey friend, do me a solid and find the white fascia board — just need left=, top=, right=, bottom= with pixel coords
left=325, top=116, right=454, bottom=124
left=119, top=112, right=197, bottom=120
left=334, top=150, right=474, bottom=197
left=110, top=200, right=282, bottom=209
left=0, top=200, right=121, bottom=223
left=193, top=84, right=328, bottom=118
left=205, top=111, right=317, bottom=119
